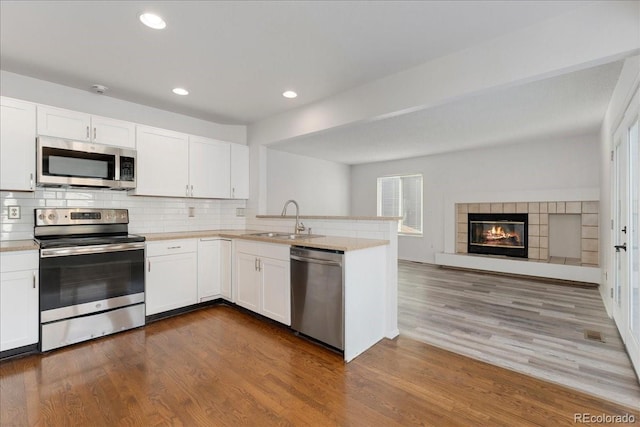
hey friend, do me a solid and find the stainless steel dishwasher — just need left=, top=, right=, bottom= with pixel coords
left=290, top=246, right=344, bottom=350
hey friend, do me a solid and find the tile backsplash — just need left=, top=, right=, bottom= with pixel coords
left=1, top=189, right=247, bottom=241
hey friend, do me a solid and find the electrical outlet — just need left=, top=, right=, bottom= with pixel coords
left=188, top=207, right=195, bottom=218
left=236, top=208, right=246, bottom=217
left=8, top=205, right=20, bottom=219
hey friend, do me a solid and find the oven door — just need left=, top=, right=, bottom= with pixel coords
left=39, top=243, right=145, bottom=323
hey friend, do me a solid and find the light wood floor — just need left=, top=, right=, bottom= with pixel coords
left=398, top=260, right=640, bottom=409
left=1, top=305, right=638, bottom=426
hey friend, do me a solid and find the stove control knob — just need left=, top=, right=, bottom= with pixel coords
left=38, top=214, right=45, bottom=220
left=47, top=213, right=56, bottom=221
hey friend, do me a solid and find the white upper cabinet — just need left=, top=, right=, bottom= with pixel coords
left=0, top=97, right=36, bottom=191
left=37, top=105, right=135, bottom=148
left=189, top=136, right=231, bottom=198
left=230, top=143, right=249, bottom=199
left=37, top=105, right=91, bottom=141
left=89, top=115, right=136, bottom=148
left=134, top=125, right=189, bottom=197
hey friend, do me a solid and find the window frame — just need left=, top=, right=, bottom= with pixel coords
left=376, top=173, right=423, bottom=236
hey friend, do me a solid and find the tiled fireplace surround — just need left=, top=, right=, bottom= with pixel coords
left=456, top=201, right=599, bottom=267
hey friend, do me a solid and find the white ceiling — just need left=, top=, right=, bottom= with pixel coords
left=0, top=1, right=629, bottom=165
left=269, top=60, right=624, bottom=165
left=1, top=0, right=589, bottom=126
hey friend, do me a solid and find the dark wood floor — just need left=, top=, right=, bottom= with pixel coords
left=1, top=305, right=638, bottom=426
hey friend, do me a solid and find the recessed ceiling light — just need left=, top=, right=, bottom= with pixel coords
left=172, top=87, right=189, bottom=96
left=140, top=13, right=166, bottom=30
left=282, top=90, right=298, bottom=99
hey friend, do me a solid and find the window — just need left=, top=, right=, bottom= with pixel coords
left=377, top=174, right=423, bottom=235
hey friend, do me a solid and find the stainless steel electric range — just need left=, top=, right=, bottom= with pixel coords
left=34, top=208, right=145, bottom=351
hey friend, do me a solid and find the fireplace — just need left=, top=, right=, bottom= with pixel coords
left=468, top=213, right=528, bottom=258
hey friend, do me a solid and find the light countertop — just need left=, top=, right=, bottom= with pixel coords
left=142, top=230, right=389, bottom=251
left=1, top=230, right=389, bottom=253
left=256, top=215, right=401, bottom=221
left=0, top=240, right=39, bottom=253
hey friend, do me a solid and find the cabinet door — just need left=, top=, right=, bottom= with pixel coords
left=91, top=115, right=136, bottom=148
left=134, top=125, right=189, bottom=197
left=235, top=252, right=260, bottom=312
left=230, top=144, right=249, bottom=199
left=0, top=97, right=36, bottom=191
left=146, top=253, right=197, bottom=315
left=260, top=257, right=291, bottom=325
left=0, top=269, right=38, bottom=351
left=220, top=240, right=232, bottom=300
left=197, top=239, right=221, bottom=302
left=189, top=136, right=231, bottom=198
left=37, top=105, right=91, bottom=141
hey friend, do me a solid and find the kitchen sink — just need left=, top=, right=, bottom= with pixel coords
left=247, top=232, right=324, bottom=240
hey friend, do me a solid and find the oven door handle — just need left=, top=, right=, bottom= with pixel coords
left=41, top=242, right=145, bottom=258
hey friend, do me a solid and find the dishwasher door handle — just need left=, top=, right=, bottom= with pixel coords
left=290, top=255, right=342, bottom=267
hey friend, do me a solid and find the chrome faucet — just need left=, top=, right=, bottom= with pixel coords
left=281, top=199, right=305, bottom=234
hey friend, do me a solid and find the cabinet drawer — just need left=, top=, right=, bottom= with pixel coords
left=0, top=250, right=38, bottom=273
left=234, top=240, right=290, bottom=261
left=146, top=239, right=197, bottom=257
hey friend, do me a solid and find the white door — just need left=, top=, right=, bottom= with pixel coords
left=91, top=115, right=136, bottom=148
left=146, top=253, right=198, bottom=315
left=197, top=239, right=222, bottom=301
left=230, top=144, right=249, bottom=199
left=612, top=88, right=639, bottom=377
left=135, top=125, right=189, bottom=197
left=235, top=252, right=260, bottom=312
left=189, top=136, right=231, bottom=198
left=0, top=269, right=38, bottom=351
left=260, top=257, right=291, bottom=325
left=219, top=240, right=232, bottom=300
left=36, top=105, right=91, bottom=141
left=0, top=97, right=36, bottom=191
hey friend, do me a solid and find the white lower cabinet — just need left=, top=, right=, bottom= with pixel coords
left=234, top=241, right=290, bottom=325
left=197, top=238, right=231, bottom=302
left=0, top=251, right=39, bottom=352
left=145, top=240, right=197, bottom=316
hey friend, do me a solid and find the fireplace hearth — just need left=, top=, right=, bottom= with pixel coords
left=468, top=213, right=528, bottom=258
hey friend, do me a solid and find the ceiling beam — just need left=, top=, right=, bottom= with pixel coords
left=248, top=1, right=639, bottom=147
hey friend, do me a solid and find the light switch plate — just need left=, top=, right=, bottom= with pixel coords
left=8, top=205, right=20, bottom=219
left=188, top=207, right=195, bottom=218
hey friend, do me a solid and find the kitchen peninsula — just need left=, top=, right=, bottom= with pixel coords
left=141, top=216, right=398, bottom=362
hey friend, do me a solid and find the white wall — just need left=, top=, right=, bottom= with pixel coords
left=351, top=134, right=600, bottom=263
left=599, top=56, right=640, bottom=314
left=266, top=148, right=350, bottom=215
left=0, top=71, right=246, bottom=144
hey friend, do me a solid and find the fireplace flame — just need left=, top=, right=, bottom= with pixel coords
left=484, top=226, right=520, bottom=243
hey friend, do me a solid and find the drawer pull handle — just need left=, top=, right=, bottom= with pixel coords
left=167, top=246, right=181, bottom=249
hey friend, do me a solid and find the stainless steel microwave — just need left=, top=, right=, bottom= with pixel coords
left=37, top=136, right=136, bottom=189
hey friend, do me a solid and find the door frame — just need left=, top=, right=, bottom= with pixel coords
left=611, top=87, right=639, bottom=378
